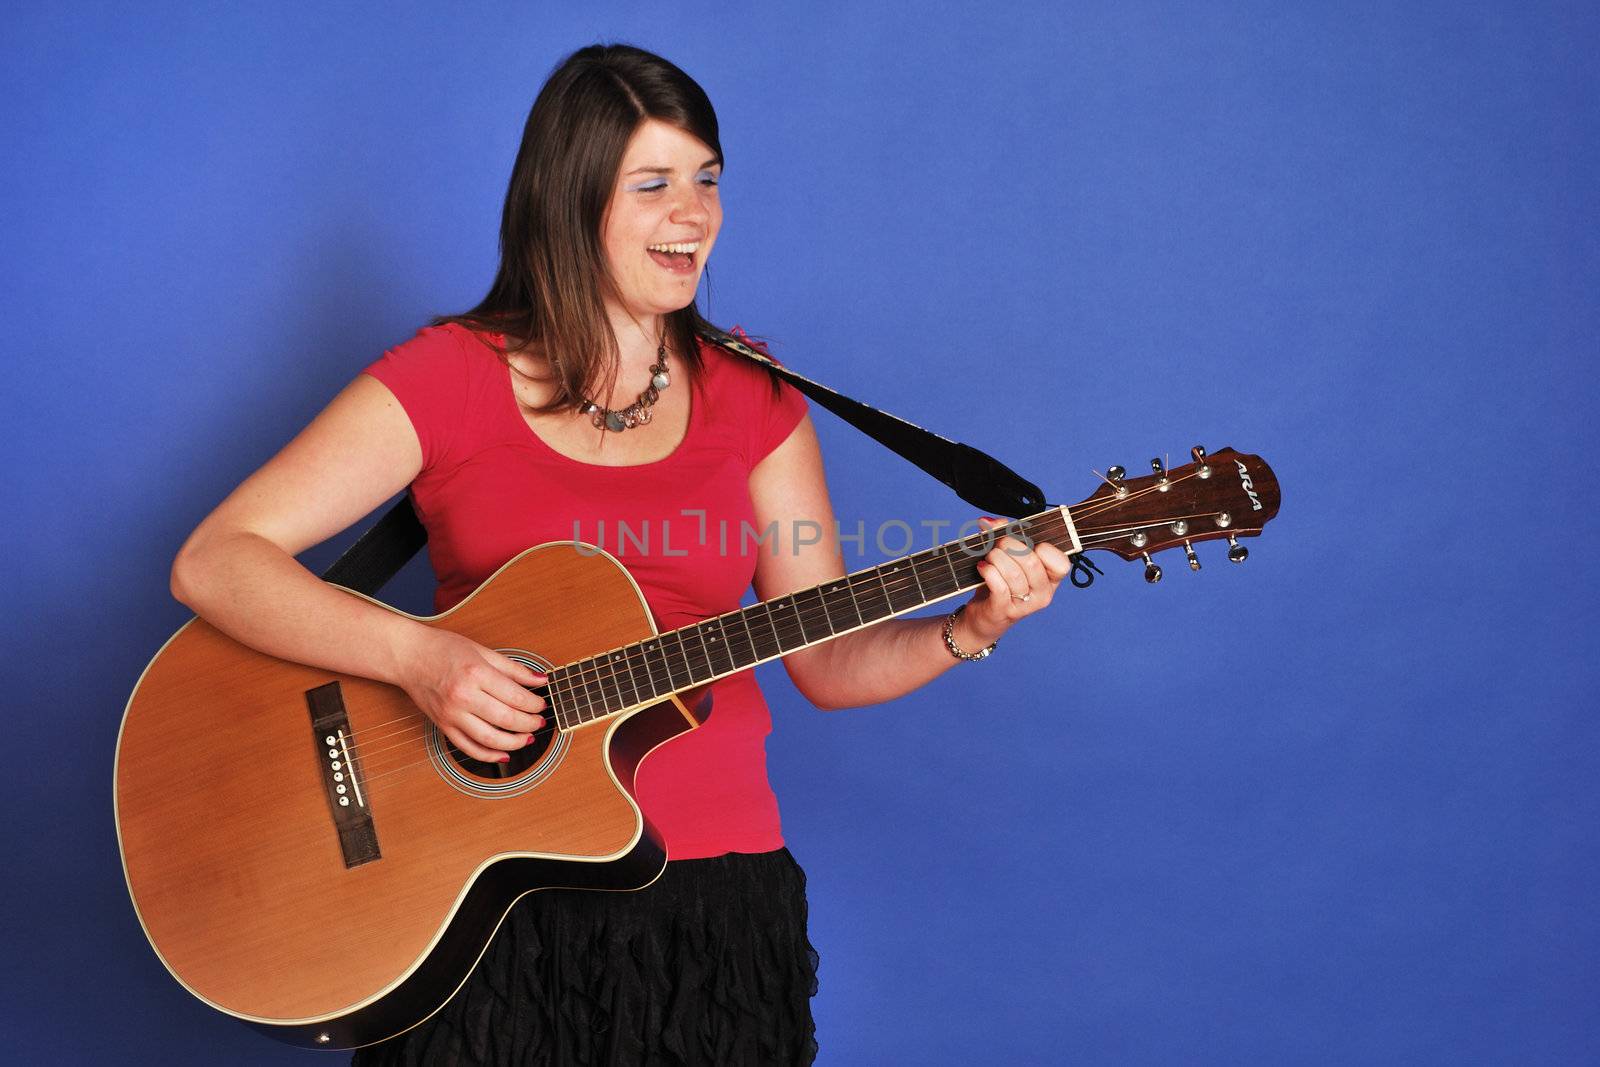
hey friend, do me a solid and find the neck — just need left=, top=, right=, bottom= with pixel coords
left=604, top=305, right=666, bottom=368
left=543, top=507, right=1083, bottom=730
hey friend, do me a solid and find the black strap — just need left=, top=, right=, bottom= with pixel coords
left=696, top=323, right=1047, bottom=519
left=321, top=487, right=430, bottom=592
left=322, top=324, right=1050, bottom=595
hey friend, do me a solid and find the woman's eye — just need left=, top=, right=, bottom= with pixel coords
left=697, top=173, right=720, bottom=187
left=633, top=180, right=668, bottom=193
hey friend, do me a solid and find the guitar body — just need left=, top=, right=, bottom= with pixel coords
left=114, top=543, right=701, bottom=1050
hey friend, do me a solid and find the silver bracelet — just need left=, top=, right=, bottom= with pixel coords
left=942, top=606, right=997, bottom=662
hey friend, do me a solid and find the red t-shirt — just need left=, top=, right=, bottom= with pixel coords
left=363, top=323, right=809, bottom=860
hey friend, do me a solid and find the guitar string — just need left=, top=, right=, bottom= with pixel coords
left=534, top=472, right=1218, bottom=733
left=331, top=469, right=1217, bottom=759
left=332, top=475, right=1184, bottom=749
left=321, top=518, right=1052, bottom=753
left=345, top=524, right=1054, bottom=781
left=347, top=529, right=1164, bottom=790
left=345, top=552, right=992, bottom=779
left=349, top=468, right=1205, bottom=752
left=346, top=516, right=1209, bottom=787
left=338, top=511, right=1071, bottom=760
left=325, top=478, right=1216, bottom=764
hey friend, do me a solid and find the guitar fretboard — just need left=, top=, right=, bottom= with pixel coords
left=545, top=507, right=1078, bottom=729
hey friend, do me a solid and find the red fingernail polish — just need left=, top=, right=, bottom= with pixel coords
left=525, top=734, right=536, bottom=746
left=500, top=754, right=511, bottom=763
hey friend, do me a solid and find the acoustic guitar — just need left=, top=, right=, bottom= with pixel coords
left=114, top=445, right=1279, bottom=1049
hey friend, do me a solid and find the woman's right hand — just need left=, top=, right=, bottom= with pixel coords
left=393, top=627, right=548, bottom=763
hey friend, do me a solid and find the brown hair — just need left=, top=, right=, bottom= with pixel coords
left=433, top=44, right=722, bottom=415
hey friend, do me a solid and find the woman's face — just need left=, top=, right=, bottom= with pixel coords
left=601, top=118, right=722, bottom=325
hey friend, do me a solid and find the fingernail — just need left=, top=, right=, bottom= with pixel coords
left=500, top=754, right=512, bottom=763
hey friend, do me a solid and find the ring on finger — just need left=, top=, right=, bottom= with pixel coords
left=1010, top=592, right=1031, bottom=603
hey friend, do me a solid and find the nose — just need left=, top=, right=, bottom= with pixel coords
left=669, top=182, right=710, bottom=227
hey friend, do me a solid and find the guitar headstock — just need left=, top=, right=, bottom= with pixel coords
left=1068, top=446, right=1280, bottom=581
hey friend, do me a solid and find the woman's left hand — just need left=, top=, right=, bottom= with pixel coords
left=957, top=516, right=1074, bottom=649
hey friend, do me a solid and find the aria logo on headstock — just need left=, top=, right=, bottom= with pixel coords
left=1236, top=460, right=1264, bottom=511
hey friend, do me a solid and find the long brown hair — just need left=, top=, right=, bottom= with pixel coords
left=433, top=44, right=722, bottom=414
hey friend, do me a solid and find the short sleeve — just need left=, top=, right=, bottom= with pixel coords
left=362, top=325, right=472, bottom=473
left=725, top=327, right=808, bottom=467
left=750, top=376, right=808, bottom=467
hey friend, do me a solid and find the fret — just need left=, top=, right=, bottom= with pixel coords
left=851, top=567, right=893, bottom=622
left=558, top=663, right=585, bottom=724
left=940, top=543, right=968, bottom=588
left=748, top=602, right=783, bottom=661
left=879, top=561, right=923, bottom=613
left=722, top=609, right=758, bottom=670
left=623, top=642, right=658, bottom=702
left=570, top=660, right=604, bottom=723
left=1018, top=517, right=1057, bottom=562
left=547, top=672, right=572, bottom=731
left=609, top=649, right=642, bottom=708
left=904, top=555, right=928, bottom=604
left=842, top=575, right=867, bottom=627
left=659, top=627, right=691, bottom=684
left=622, top=648, right=646, bottom=705
left=914, top=549, right=960, bottom=600
left=661, top=631, right=693, bottom=691
left=701, top=618, right=734, bottom=677
left=598, top=657, right=628, bottom=716
left=637, top=637, right=672, bottom=698
left=768, top=596, right=803, bottom=652
left=819, top=578, right=863, bottom=632
left=564, top=669, right=595, bottom=725
left=684, top=624, right=714, bottom=683
left=792, top=587, right=831, bottom=644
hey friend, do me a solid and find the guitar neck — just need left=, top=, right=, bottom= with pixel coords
left=546, top=506, right=1081, bottom=729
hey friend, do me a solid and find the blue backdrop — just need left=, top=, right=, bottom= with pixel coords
left=4, top=2, right=1595, bottom=1063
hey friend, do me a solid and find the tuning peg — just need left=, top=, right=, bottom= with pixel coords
left=1192, top=444, right=1212, bottom=479
left=1105, top=465, right=1128, bottom=496
left=1227, top=535, right=1248, bottom=563
left=1190, top=445, right=1206, bottom=462
left=1142, top=552, right=1163, bottom=584
left=1184, top=541, right=1201, bottom=571
left=1151, top=457, right=1169, bottom=491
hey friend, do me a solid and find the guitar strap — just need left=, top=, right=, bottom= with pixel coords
left=321, top=322, right=1086, bottom=595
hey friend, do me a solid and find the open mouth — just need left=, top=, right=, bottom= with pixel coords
left=646, top=241, right=699, bottom=273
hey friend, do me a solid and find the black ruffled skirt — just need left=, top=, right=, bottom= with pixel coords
left=351, top=848, right=818, bottom=1066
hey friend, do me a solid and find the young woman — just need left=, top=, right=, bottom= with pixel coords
left=170, top=43, right=1071, bottom=1065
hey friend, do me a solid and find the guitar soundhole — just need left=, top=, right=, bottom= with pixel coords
left=426, top=649, right=568, bottom=794
left=444, top=693, right=555, bottom=780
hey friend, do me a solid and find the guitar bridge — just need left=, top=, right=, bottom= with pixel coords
left=305, top=682, right=381, bottom=869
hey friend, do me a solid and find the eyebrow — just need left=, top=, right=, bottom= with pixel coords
left=624, top=157, right=722, bottom=176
